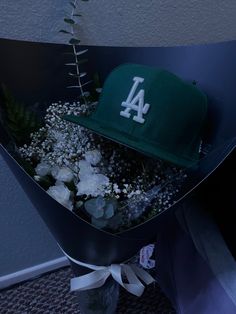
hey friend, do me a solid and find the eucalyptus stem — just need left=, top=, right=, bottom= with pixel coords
left=70, top=0, right=87, bottom=105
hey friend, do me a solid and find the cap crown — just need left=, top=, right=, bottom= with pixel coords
left=65, top=64, right=208, bottom=167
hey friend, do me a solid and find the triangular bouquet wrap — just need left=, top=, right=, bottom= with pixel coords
left=0, top=36, right=235, bottom=314
left=0, top=64, right=209, bottom=311
left=0, top=62, right=208, bottom=275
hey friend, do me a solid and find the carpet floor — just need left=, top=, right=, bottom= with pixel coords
left=0, top=267, right=176, bottom=313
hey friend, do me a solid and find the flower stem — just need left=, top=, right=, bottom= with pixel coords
left=70, top=0, right=87, bottom=105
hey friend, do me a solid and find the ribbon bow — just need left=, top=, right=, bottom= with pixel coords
left=61, top=247, right=155, bottom=297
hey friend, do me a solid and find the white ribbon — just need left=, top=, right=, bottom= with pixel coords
left=60, top=247, right=155, bottom=297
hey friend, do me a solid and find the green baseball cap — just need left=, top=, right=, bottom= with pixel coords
left=64, top=64, right=208, bottom=167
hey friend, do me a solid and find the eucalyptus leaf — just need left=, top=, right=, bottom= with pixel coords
left=76, top=49, right=88, bottom=56
left=104, top=204, right=114, bottom=219
left=69, top=38, right=81, bottom=45
left=79, top=72, right=87, bottom=78
left=81, top=80, right=93, bottom=87
left=60, top=0, right=90, bottom=99
left=84, top=198, right=104, bottom=218
left=68, top=72, right=78, bottom=77
left=59, top=29, right=72, bottom=34
left=64, top=18, right=75, bottom=24
left=84, top=198, right=97, bottom=210
left=91, top=207, right=104, bottom=219
left=95, top=196, right=106, bottom=209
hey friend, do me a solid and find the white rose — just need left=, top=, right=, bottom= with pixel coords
left=78, top=160, right=94, bottom=179
left=51, top=166, right=74, bottom=182
left=35, top=162, right=51, bottom=176
left=76, top=173, right=109, bottom=197
left=47, top=183, right=73, bottom=210
left=84, top=150, right=102, bottom=166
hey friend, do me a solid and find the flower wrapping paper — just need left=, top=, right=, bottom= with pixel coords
left=0, top=38, right=236, bottom=275
left=1, top=138, right=236, bottom=270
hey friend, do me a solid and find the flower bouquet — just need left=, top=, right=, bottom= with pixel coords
left=0, top=58, right=212, bottom=313
left=2, top=2, right=226, bottom=310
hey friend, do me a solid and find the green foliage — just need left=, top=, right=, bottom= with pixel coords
left=64, top=18, right=75, bottom=24
left=0, top=85, right=42, bottom=146
left=69, top=38, right=81, bottom=45
left=59, top=29, right=72, bottom=35
left=84, top=196, right=121, bottom=230
left=61, top=0, right=91, bottom=103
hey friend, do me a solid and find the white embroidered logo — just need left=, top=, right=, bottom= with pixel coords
left=120, top=77, right=150, bottom=124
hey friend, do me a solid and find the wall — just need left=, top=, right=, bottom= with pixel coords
left=0, top=0, right=236, bottom=46
left=0, top=0, right=236, bottom=282
left=0, top=155, right=65, bottom=281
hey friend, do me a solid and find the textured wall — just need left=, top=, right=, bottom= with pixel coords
left=0, top=155, right=62, bottom=276
left=0, top=0, right=236, bottom=46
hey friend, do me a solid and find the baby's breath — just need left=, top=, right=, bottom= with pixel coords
left=19, top=100, right=187, bottom=232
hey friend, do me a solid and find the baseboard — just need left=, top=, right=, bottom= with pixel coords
left=0, top=256, right=69, bottom=290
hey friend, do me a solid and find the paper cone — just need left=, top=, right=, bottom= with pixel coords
left=1, top=138, right=235, bottom=268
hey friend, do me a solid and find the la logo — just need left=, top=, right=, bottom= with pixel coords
left=120, top=77, right=150, bottom=124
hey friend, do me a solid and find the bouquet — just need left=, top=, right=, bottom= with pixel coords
left=0, top=58, right=210, bottom=314
left=0, top=3, right=210, bottom=313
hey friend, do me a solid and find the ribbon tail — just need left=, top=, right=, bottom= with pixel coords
left=122, top=264, right=145, bottom=297
left=109, top=264, right=124, bottom=287
left=130, top=264, right=156, bottom=285
left=109, top=264, right=142, bottom=297
left=71, top=269, right=110, bottom=292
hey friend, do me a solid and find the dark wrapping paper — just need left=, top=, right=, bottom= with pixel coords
left=0, top=39, right=236, bottom=280
left=1, top=138, right=235, bottom=270
left=156, top=148, right=236, bottom=313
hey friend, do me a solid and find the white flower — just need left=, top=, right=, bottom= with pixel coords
left=84, top=150, right=102, bottom=166
left=78, top=160, right=94, bottom=178
left=51, top=166, right=74, bottom=182
left=47, top=183, right=73, bottom=210
left=50, top=130, right=65, bottom=142
left=35, top=162, right=51, bottom=176
left=76, top=173, right=109, bottom=197
left=34, top=175, right=41, bottom=181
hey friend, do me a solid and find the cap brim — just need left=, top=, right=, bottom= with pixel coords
left=179, top=136, right=236, bottom=196
left=64, top=114, right=198, bottom=168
